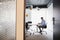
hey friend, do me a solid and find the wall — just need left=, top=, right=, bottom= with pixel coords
left=0, top=1, right=16, bottom=40
left=25, top=9, right=31, bottom=22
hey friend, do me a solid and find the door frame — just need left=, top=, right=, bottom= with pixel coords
left=16, top=0, right=25, bottom=40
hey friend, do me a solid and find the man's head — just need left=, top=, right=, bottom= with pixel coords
left=41, top=17, right=43, bottom=20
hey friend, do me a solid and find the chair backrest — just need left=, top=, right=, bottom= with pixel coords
left=28, top=21, right=32, bottom=23
left=44, top=25, right=47, bottom=28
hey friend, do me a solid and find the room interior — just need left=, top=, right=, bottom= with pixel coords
left=25, top=0, right=53, bottom=40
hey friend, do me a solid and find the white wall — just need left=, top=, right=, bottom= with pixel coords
left=0, top=1, right=16, bottom=40
left=31, top=8, right=47, bottom=24
left=25, top=9, right=31, bottom=22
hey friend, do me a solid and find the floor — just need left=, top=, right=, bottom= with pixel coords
left=25, top=22, right=53, bottom=40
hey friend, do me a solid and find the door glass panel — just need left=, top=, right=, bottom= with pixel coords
left=25, top=0, right=53, bottom=40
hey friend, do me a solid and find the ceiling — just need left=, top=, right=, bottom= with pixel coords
left=26, top=0, right=52, bottom=8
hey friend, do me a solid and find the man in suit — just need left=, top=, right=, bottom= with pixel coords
left=37, top=17, right=47, bottom=34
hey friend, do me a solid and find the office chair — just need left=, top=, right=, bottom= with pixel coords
left=25, top=21, right=32, bottom=35
left=37, top=24, right=47, bottom=35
